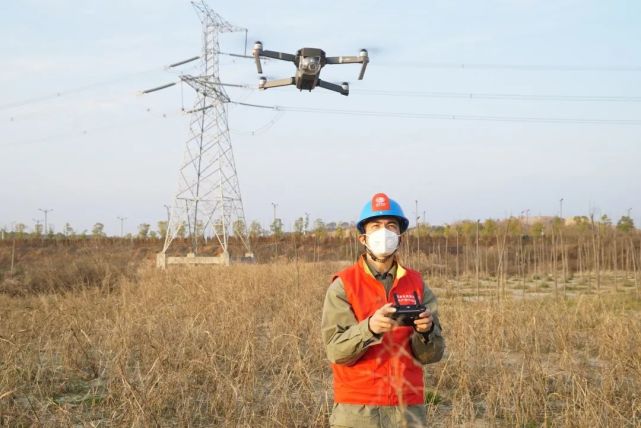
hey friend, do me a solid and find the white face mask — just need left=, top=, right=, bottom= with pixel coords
left=365, top=228, right=400, bottom=258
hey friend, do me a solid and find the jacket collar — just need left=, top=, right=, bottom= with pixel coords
left=358, top=254, right=407, bottom=280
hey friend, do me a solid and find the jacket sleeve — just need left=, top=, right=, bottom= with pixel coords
left=321, top=277, right=382, bottom=365
left=410, top=280, right=445, bottom=364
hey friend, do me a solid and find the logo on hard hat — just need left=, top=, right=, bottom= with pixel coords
left=372, top=193, right=391, bottom=211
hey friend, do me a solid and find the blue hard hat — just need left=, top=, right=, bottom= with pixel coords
left=357, top=193, right=409, bottom=234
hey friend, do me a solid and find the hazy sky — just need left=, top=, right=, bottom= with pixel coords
left=2, top=0, right=640, bottom=235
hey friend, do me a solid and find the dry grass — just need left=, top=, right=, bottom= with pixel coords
left=1, top=261, right=640, bottom=427
left=0, top=243, right=140, bottom=296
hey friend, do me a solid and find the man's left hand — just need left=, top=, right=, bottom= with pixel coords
left=413, top=310, right=433, bottom=334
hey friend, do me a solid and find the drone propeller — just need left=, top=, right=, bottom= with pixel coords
left=343, top=40, right=382, bottom=54
left=361, top=46, right=382, bottom=55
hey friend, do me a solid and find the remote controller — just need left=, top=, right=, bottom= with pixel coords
left=390, top=291, right=426, bottom=326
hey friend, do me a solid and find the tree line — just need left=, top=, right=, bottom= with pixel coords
left=3, top=213, right=640, bottom=294
left=0, top=217, right=359, bottom=240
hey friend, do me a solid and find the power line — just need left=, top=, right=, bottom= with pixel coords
left=5, top=90, right=140, bottom=123
left=230, top=110, right=286, bottom=136
left=229, top=101, right=641, bottom=126
left=7, top=76, right=639, bottom=120
left=354, top=89, right=641, bottom=103
left=3, top=98, right=640, bottom=149
left=0, top=67, right=168, bottom=112
left=4, top=81, right=252, bottom=123
left=2, top=107, right=180, bottom=148
left=219, top=51, right=254, bottom=59
left=221, top=49, right=641, bottom=72
left=379, top=61, right=641, bottom=72
left=5, top=96, right=640, bottom=148
left=1, top=59, right=212, bottom=114
left=232, top=101, right=274, bottom=110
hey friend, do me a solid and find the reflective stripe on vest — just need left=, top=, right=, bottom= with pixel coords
left=331, top=257, right=425, bottom=406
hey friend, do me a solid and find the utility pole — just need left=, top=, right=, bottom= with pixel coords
left=271, top=202, right=278, bottom=225
left=117, top=217, right=127, bottom=237
left=422, top=209, right=427, bottom=247
left=38, top=208, right=53, bottom=237
left=271, top=202, right=279, bottom=258
left=476, top=219, right=480, bottom=299
left=32, top=218, right=42, bottom=236
left=558, top=198, right=566, bottom=286
left=415, top=200, right=420, bottom=255
left=559, top=198, right=564, bottom=220
left=147, top=1, right=252, bottom=265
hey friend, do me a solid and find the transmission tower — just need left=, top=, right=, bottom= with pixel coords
left=153, top=1, right=252, bottom=266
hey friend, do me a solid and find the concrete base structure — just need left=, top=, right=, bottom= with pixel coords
left=156, top=251, right=230, bottom=269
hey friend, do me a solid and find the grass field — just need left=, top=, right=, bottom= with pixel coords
left=1, top=258, right=640, bottom=426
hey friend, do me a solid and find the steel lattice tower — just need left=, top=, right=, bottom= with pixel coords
left=160, top=1, right=252, bottom=264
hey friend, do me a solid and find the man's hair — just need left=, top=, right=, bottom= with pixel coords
left=362, top=216, right=400, bottom=232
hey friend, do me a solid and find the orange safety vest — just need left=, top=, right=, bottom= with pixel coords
left=332, top=257, right=425, bottom=406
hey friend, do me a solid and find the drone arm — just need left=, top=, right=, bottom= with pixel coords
left=317, top=79, right=349, bottom=96
left=252, top=41, right=295, bottom=74
left=253, top=50, right=294, bottom=74
left=259, top=77, right=296, bottom=90
left=325, top=55, right=363, bottom=64
left=326, top=49, right=369, bottom=80
left=259, top=50, right=296, bottom=62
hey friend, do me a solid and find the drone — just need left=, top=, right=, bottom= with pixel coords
left=252, top=41, right=369, bottom=96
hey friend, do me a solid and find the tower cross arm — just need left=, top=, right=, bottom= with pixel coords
left=180, top=75, right=230, bottom=102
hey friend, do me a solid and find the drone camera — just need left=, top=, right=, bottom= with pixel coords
left=301, top=56, right=321, bottom=73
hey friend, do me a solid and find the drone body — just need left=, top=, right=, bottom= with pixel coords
left=253, top=42, right=369, bottom=96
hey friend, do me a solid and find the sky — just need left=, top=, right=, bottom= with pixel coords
left=1, top=0, right=640, bottom=235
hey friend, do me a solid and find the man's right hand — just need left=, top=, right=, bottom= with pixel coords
left=368, top=303, right=397, bottom=335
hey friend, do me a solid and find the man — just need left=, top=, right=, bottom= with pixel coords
left=321, top=193, right=445, bottom=428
